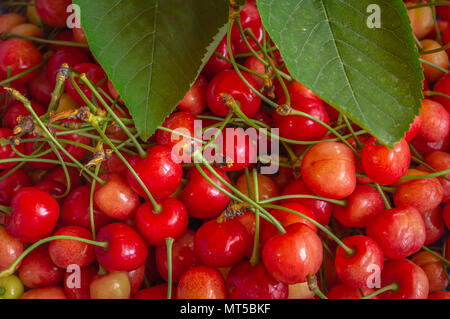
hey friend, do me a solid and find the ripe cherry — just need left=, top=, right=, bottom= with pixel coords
left=126, top=145, right=182, bottom=200
left=179, top=166, right=231, bottom=219
left=178, top=75, right=208, bottom=115
left=0, top=168, right=31, bottom=206
left=90, top=272, right=131, bottom=299
left=63, top=264, right=97, bottom=299
left=334, top=235, right=384, bottom=288
left=0, top=39, right=42, bottom=84
left=94, top=173, right=140, bottom=220
left=44, top=165, right=82, bottom=189
left=235, top=172, right=280, bottom=201
left=301, top=141, right=356, bottom=199
left=404, top=114, right=422, bottom=142
left=155, top=230, right=201, bottom=283
left=379, top=259, right=429, bottom=299
left=61, top=185, right=111, bottom=231
left=416, top=99, right=450, bottom=142
left=226, top=261, right=288, bottom=299
left=406, top=2, right=434, bottom=39
left=135, top=198, right=188, bottom=246
left=194, top=218, right=249, bottom=268
left=128, top=264, right=146, bottom=296
left=95, top=223, right=148, bottom=272
left=243, top=54, right=275, bottom=89
left=10, top=23, right=43, bottom=38
left=326, top=284, right=377, bottom=299
left=206, top=69, right=261, bottom=118
left=72, top=27, right=87, bottom=44
left=46, top=48, right=91, bottom=86
left=281, top=179, right=333, bottom=225
left=431, top=72, right=450, bottom=113
left=425, top=151, right=450, bottom=202
left=134, top=284, right=174, bottom=299
left=18, top=245, right=64, bottom=288
left=29, top=67, right=53, bottom=106
left=420, top=40, right=448, bottom=83
left=263, top=223, right=323, bottom=284
left=35, top=0, right=72, bottom=28
left=423, top=207, right=445, bottom=245
left=366, top=206, right=426, bottom=259
left=235, top=211, right=258, bottom=258
left=0, top=128, right=25, bottom=170
left=2, top=100, right=46, bottom=129
left=230, top=1, right=263, bottom=54
left=411, top=251, right=448, bottom=293
left=5, top=187, right=60, bottom=243
left=429, top=292, right=450, bottom=299
left=176, top=265, right=227, bottom=299
left=411, top=135, right=448, bottom=158
left=333, top=184, right=384, bottom=228
left=21, top=286, right=67, bottom=299
left=0, top=225, right=23, bottom=272
left=0, top=13, right=25, bottom=33
left=48, top=225, right=95, bottom=269
left=361, top=137, right=410, bottom=185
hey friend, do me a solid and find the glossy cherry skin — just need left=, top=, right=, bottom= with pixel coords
left=0, top=168, right=31, bottom=206
left=21, top=286, right=67, bottom=299
left=5, top=187, right=60, bottom=243
left=155, top=230, right=201, bottom=283
left=281, top=179, right=333, bottom=225
left=406, top=2, right=434, bottom=39
left=429, top=292, right=450, bottom=299
left=48, top=226, right=95, bottom=269
left=411, top=136, right=449, bottom=158
left=432, top=72, right=450, bottom=112
left=361, top=137, right=410, bottom=185
left=404, top=114, right=421, bottom=142
left=127, top=264, right=146, bottom=296
left=126, top=145, right=182, bottom=200
left=44, top=165, right=82, bottom=189
left=18, top=245, right=64, bottom=288
left=194, top=218, right=249, bottom=268
left=393, top=175, right=443, bottom=215
left=420, top=40, right=448, bottom=83
left=2, top=100, right=46, bottom=129
left=301, top=141, right=356, bottom=199
left=176, top=266, right=227, bottom=299
left=333, top=184, right=384, bottom=228
left=416, top=99, right=450, bottom=142
left=65, top=63, right=109, bottom=106
left=72, top=27, right=87, bottom=44
left=335, top=235, right=384, bottom=288
left=64, top=264, right=97, bottom=299
left=412, top=251, right=448, bottom=293
left=379, top=259, right=429, bottom=299
left=179, top=166, right=231, bottom=219
left=178, top=75, right=208, bottom=115
left=226, top=261, right=288, bottom=299
left=326, top=284, right=377, bottom=299
left=366, top=206, right=426, bottom=260
left=29, top=67, right=52, bottom=105
left=46, top=48, right=90, bottom=86
left=0, top=128, right=24, bottom=170
left=95, top=223, right=148, bottom=272
left=35, top=0, right=72, bottom=27
left=230, top=1, right=263, bottom=54
left=90, top=272, right=131, bottom=299
left=0, top=39, right=42, bottom=84
left=235, top=211, right=258, bottom=258
left=61, top=185, right=111, bottom=231
left=263, top=223, right=323, bottom=284
left=206, top=69, right=261, bottom=118
left=135, top=198, right=188, bottom=246
left=134, top=285, right=174, bottom=299
left=0, top=225, right=23, bottom=272
left=94, top=173, right=140, bottom=220
left=423, top=207, right=445, bottom=245
left=236, top=171, right=280, bottom=202
left=425, top=151, right=450, bottom=202
left=202, top=37, right=235, bottom=80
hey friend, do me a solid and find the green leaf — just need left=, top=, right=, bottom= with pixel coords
left=73, top=0, right=228, bottom=140
left=258, top=0, right=423, bottom=147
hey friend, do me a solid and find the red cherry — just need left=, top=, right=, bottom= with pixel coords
left=404, top=114, right=422, bottom=142
left=35, top=0, right=72, bottom=27
left=431, top=72, right=450, bottom=112
left=94, top=173, right=140, bottom=220
left=0, top=168, right=31, bottom=206
left=63, top=264, right=97, bottom=299
left=125, top=145, right=182, bottom=200
left=19, top=245, right=64, bottom=288
left=235, top=211, right=258, bottom=258
left=0, top=128, right=24, bottom=170
left=366, top=206, right=426, bottom=259
left=0, top=13, right=25, bottom=33
left=301, top=141, right=356, bottom=199
left=61, top=185, right=111, bottom=231
left=416, top=99, right=450, bottom=142
left=134, top=284, right=174, bottom=299
left=73, top=27, right=87, bottom=44
left=95, top=223, right=148, bottom=272
left=444, top=203, right=450, bottom=229
left=194, top=218, right=249, bottom=268
left=429, top=291, right=450, bottom=299
left=5, top=187, right=60, bottom=243
left=327, top=284, right=377, bottom=299
left=335, top=235, right=384, bottom=288
left=361, top=137, right=410, bottom=185
left=65, top=63, right=109, bottom=106
left=101, top=152, right=132, bottom=176
left=333, top=184, right=384, bottom=228
left=2, top=100, right=46, bottom=129
left=155, top=230, right=201, bottom=283
left=202, top=37, right=235, bottom=80
left=50, top=30, right=76, bottom=51
left=262, top=223, right=323, bottom=284
left=206, top=69, right=261, bottom=118
left=34, top=180, right=66, bottom=205
left=226, top=261, right=288, bottom=299
left=48, top=225, right=95, bottom=269
left=176, top=265, right=227, bottom=299
left=46, top=48, right=90, bottom=87
left=379, top=259, right=429, bottom=299
left=424, top=151, right=450, bottom=202
left=281, top=179, right=333, bottom=225
left=179, top=166, right=231, bottom=219
left=230, top=1, right=263, bottom=54
left=135, top=198, right=188, bottom=246
left=243, top=54, right=275, bottom=89
left=423, top=207, right=445, bottom=245
left=178, top=75, right=208, bottom=115
left=21, top=286, right=67, bottom=299
left=28, top=67, right=52, bottom=106
left=0, top=225, right=23, bottom=272
left=0, top=39, right=42, bottom=84
left=128, top=264, right=146, bottom=296
left=412, top=251, right=448, bottom=293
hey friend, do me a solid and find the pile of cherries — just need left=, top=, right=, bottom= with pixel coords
left=0, top=0, right=449, bottom=300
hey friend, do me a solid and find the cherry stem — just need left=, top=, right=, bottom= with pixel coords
left=166, top=237, right=174, bottom=300
left=0, top=55, right=49, bottom=86
left=400, top=168, right=450, bottom=180
left=250, top=168, right=260, bottom=266
left=373, top=183, right=392, bottom=209
left=261, top=203, right=355, bottom=256
left=422, top=245, right=450, bottom=265
left=47, top=63, right=69, bottom=114
left=421, top=42, right=450, bottom=55
left=0, top=235, right=108, bottom=278
left=306, top=274, right=328, bottom=299
left=48, top=141, right=72, bottom=199
left=361, top=282, right=400, bottom=299
left=411, top=156, right=450, bottom=182
left=202, top=111, right=234, bottom=151
left=157, top=126, right=206, bottom=145
left=68, top=73, right=98, bottom=114
left=1, top=32, right=89, bottom=48
left=431, top=4, right=442, bottom=45
left=259, top=195, right=347, bottom=207
left=420, top=58, right=449, bottom=73
left=424, top=90, right=450, bottom=101
left=342, top=115, right=363, bottom=149
left=0, top=205, right=11, bottom=215
left=89, top=163, right=101, bottom=240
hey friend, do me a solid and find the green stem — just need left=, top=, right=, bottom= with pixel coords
left=361, top=282, right=400, bottom=299
left=2, top=32, right=89, bottom=47
left=166, top=237, right=174, bottom=300
left=0, top=205, right=11, bottom=215
left=250, top=168, right=260, bottom=266
left=259, top=194, right=347, bottom=206
left=420, top=58, right=449, bottom=73
left=374, top=183, right=392, bottom=209
left=400, top=168, right=450, bottom=180
left=422, top=245, right=450, bottom=265
left=0, top=57, right=48, bottom=86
